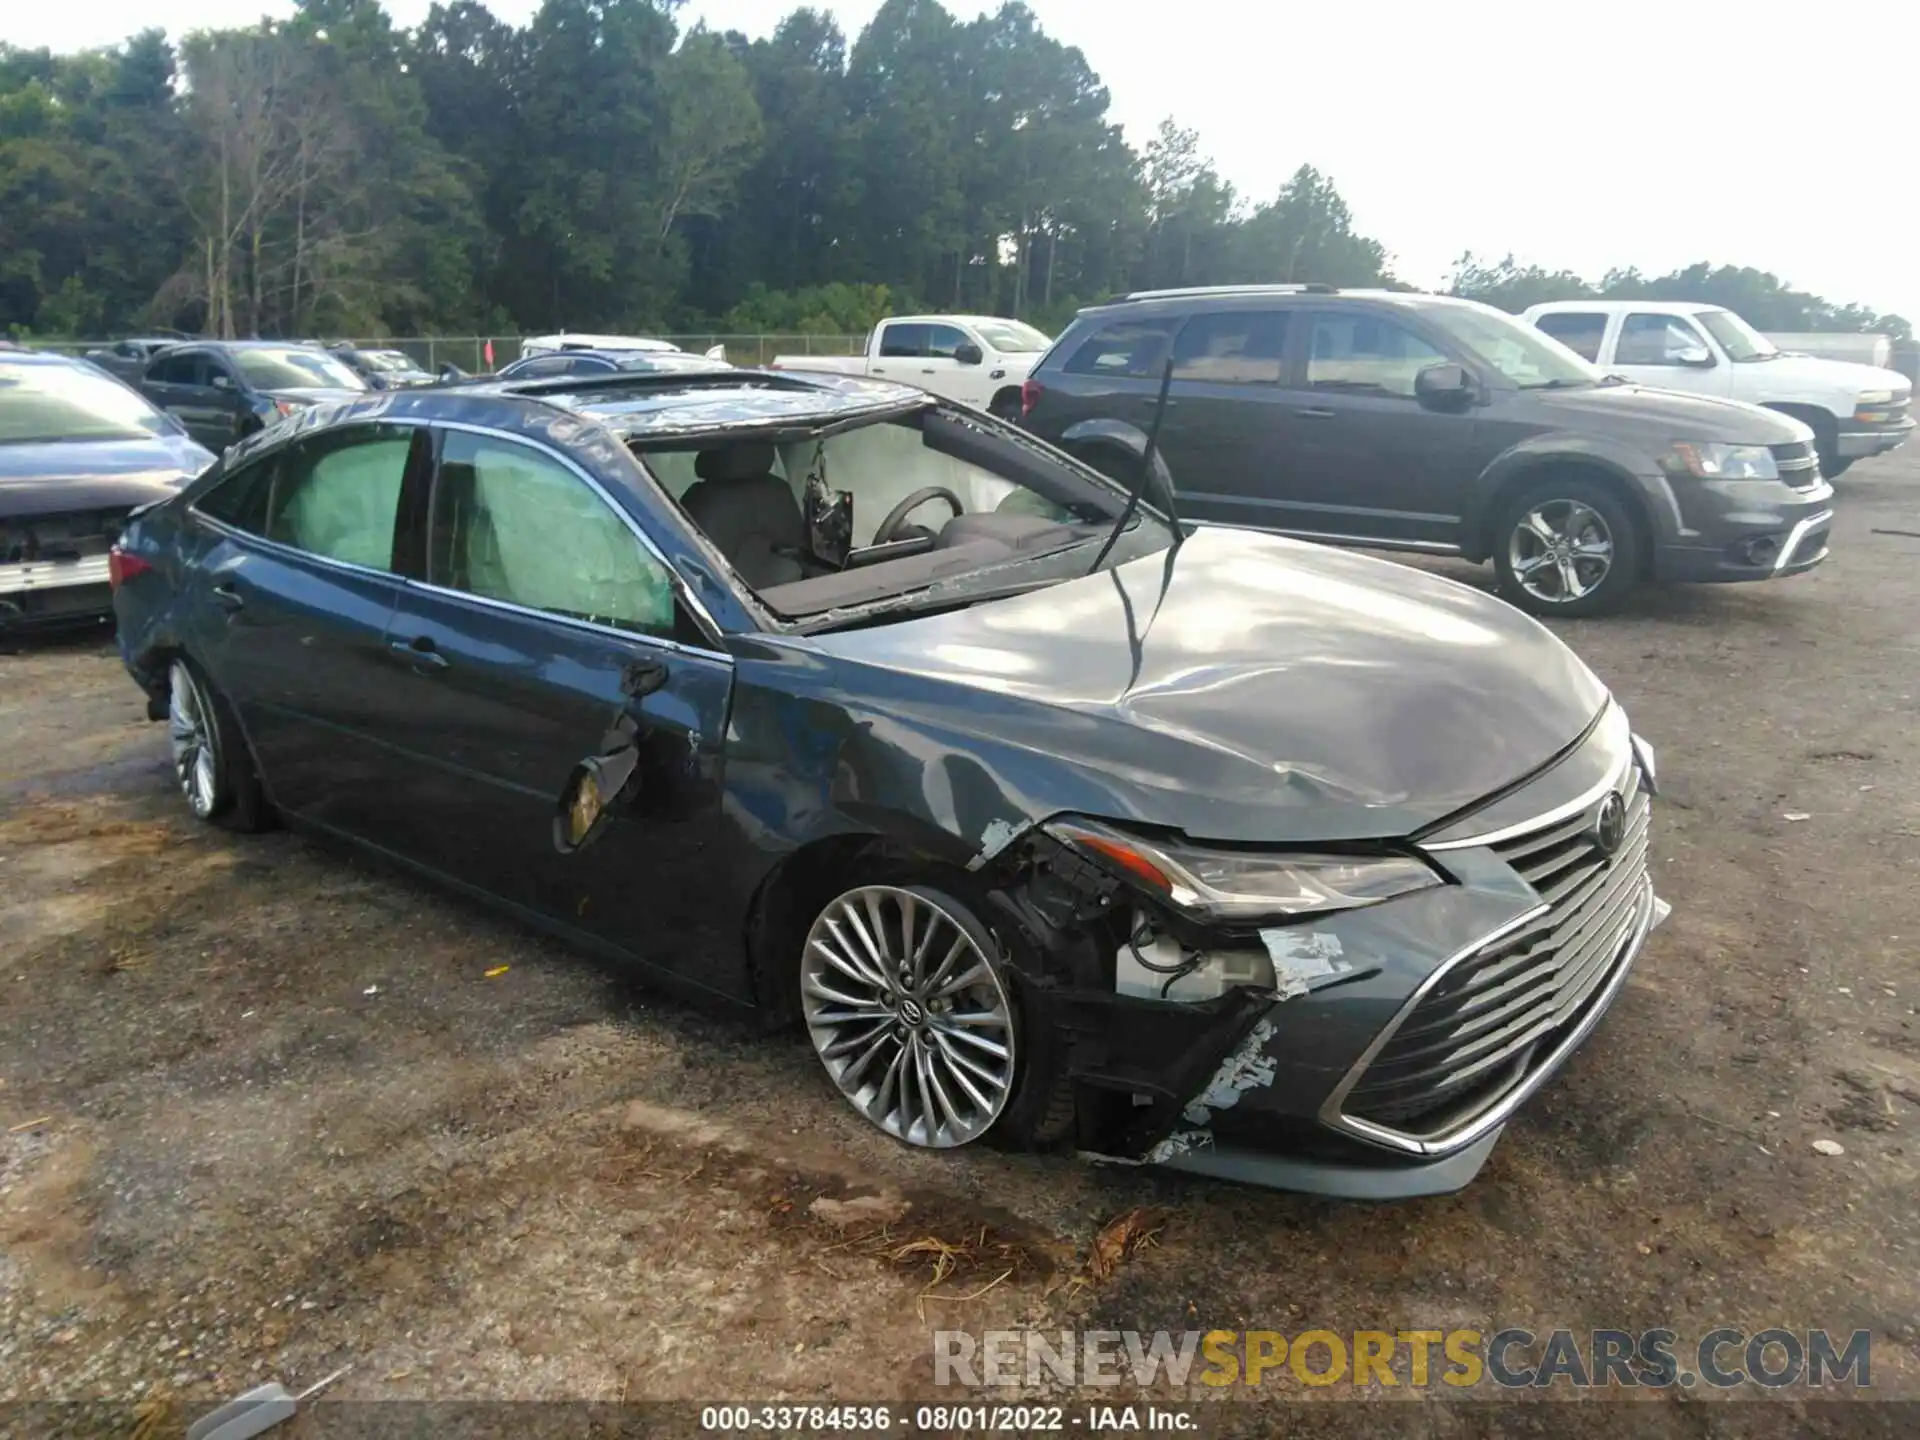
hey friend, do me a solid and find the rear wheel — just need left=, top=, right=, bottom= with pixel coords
left=799, top=879, right=1071, bottom=1150
left=167, top=657, right=272, bottom=831
left=1492, top=478, right=1641, bottom=618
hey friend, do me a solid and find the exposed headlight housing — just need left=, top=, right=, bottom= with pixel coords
left=1664, top=441, right=1779, bottom=481
left=1045, top=818, right=1442, bottom=926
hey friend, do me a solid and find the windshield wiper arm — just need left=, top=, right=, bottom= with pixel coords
left=1088, top=356, right=1179, bottom=574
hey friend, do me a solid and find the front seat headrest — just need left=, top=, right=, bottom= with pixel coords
left=694, top=443, right=777, bottom=483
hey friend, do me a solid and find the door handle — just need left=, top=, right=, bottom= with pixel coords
left=921, top=368, right=937, bottom=375
left=871, top=367, right=887, bottom=375
left=1294, top=406, right=1337, bottom=418
left=211, top=583, right=244, bottom=612
left=389, top=636, right=449, bottom=672
left=621, top=658, right=669, bottom=698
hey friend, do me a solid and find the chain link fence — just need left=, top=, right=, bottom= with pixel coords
left=32, top=334, right=865, bottom=372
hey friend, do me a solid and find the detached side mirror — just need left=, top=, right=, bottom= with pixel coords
left=1414, top=362, right=1474, bottom=412
left=953, top=342, right=984, bottom=366
left=1674, top=345, right=1716, bottom=368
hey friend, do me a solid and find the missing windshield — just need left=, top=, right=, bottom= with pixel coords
left=634, top=406, right=1169, bottom=623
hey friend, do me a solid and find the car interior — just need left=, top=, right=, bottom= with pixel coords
left=634, top=407, right=1138, bottom=615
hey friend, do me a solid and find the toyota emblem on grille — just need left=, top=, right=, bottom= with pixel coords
left=1592, top=792, right=1627, bottom=856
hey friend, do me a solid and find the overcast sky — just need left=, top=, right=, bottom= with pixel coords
left=11, top=0, right=1916, bottom=324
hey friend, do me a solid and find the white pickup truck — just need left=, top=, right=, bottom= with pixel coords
left=1522, top=300, right=1913, bottom=476
left=769, top=315, right=1053, bottom=418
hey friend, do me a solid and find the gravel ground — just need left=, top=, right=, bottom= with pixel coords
left=2, top=446, right=1917, bottom=1437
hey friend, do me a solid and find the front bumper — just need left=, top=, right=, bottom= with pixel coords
left=1055, top=709, right=1668, bottom=1199
left=1652, top=477, right=1835, bottom=584
left=1836, top=415, right=1914, bottom=459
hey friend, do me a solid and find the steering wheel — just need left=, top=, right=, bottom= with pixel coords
left=872, top=486, right=965, bottom=545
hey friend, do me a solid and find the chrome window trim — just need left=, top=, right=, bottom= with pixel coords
left=396, top=575, right=732, bottom=664
left=1319, top=874, right=1657, bottom=1157
left=187, top=413, right=729, bottom=650
left=192, top=510, right=401, bottom=584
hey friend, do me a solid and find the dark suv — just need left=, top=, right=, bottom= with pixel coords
left=1021, top=285, right=1836, bottom=615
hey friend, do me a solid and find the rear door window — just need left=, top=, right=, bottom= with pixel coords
left=1533, top=312, right=1609, bottom=362
left=878, top=323, right=929, bottom=359
left=1062, top=319, right=1176, bottom=378
left=267, top=429, right=415, bottom=569
left=148, top=351, right=207, bottom=386
left=1170, top=311, right=1291, bottom=384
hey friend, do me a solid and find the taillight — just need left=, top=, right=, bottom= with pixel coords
left=1020, top=377, right=1042, bottom=418
left=108, top=545, right=152, bottom=591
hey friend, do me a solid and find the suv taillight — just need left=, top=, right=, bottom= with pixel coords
left=107, top=545, right=151, bottom=591
left=1020, top=377, right=1042, bottom=418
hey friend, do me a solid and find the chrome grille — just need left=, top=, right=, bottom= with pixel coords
left=1768, top=438, right=1822, bottom=490
left=1343, top=771, right=1652, bottom=1135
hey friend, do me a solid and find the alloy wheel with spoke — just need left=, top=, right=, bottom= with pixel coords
left=168, top=660, right=221, bottom=819
left=1507, top=498, right=1614, bottom=604
left=801, top=884, right=1016, bottom=1148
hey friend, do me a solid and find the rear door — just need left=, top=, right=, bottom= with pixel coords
left=183, top=423, right=423, bottom=835
left=376, top=427, right=741, bottom=991
left=1610, top=312, right=1732, bottom=396
left=1284, top=308, right=1484, bottom=549
left=1151, top=307, right=1301, bottom=529
left=868, top=321, right=927, bottom=384
left=145, top=349, right=231, bottom=450
left=1532, top=311, right=1613, bottom=366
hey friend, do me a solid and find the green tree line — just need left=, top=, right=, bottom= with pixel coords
left=0, top=0, right=1907, bottom=342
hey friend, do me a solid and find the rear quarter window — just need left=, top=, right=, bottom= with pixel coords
left=1061, top=317, right=1177, bottom=379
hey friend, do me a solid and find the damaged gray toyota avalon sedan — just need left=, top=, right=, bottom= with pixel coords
left=108, top=369, right=1668, bottom=1198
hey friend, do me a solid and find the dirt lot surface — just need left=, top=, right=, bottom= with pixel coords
left=3, top=447, right=1918, bottom=1438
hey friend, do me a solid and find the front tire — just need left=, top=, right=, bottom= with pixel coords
left=1492, top=478, right=1641, bottom=618
left=167, top=657, right=271, bottom=832
left=799, top=879, right=1070, bottom=1151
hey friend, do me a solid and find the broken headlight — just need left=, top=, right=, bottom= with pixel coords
left=1045, top=818, right=1442, bottom=926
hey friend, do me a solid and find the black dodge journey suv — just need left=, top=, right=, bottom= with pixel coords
left=1020, top=285, right=1836, bottom=615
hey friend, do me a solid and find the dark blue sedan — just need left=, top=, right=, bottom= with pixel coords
left=109, top=368, right=1666, bottom=1198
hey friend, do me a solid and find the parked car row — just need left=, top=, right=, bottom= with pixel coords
left=108, top=363, right=1670, bottom=1198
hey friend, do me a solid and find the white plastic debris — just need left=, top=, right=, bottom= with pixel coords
left=187, top=1365, right=349, bottom=1440
left=362, top=985, right=380, bottom=997
left=1811, top=1139, right=1846, bottom=1157
left=1782, top=812, right=1812, bottom=822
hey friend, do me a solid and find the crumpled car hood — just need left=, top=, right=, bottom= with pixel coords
left=805, top=527, right=1611, bottom=843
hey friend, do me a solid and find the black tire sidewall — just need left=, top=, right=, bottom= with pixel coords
left=1493, top=478, right=1641, bottom=618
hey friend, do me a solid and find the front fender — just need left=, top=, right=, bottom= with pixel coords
left=1463, top=433, right=1679, bottom=559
